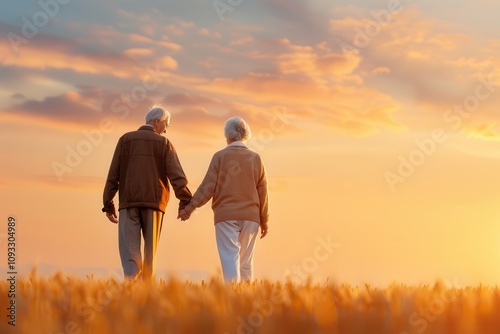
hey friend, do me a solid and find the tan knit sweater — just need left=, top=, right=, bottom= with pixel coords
left=187, top=143, right=269, bottom=224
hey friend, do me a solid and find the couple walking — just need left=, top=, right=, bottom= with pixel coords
left=102, top=106, right=269, bottom=282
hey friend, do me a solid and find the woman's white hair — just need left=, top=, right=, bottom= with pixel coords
left=224, top=116, right=251, bottom=142
left=145, top=105, right=170, bottom=123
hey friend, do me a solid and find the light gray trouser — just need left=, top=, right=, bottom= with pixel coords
left=215, top=220, right=260, bottom=283
left=118, top=207, right=163, bottom=281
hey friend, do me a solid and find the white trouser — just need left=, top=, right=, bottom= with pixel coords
left=215, top=220, right=260, bottom=283
left=118, top=207, right=163, bottom=281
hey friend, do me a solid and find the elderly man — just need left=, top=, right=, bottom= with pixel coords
left=180, top=117, right=269, bottom=282
left=102, top=106, right=192, bottom=281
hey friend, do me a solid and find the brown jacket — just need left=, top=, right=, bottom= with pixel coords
left=187, top=142, right=269, bottom=224
left=102, top=125, right=192, bottom=214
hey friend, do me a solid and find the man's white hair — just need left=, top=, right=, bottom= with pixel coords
left=145, top=106, right=170, bottom=123
left=224, top=116, right=251, bottom=141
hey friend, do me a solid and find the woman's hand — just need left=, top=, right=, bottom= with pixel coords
left=260, top=222, right=268, bottom=239
left=178, top=206, right=194, bottom=221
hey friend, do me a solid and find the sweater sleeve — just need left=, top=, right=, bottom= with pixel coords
left=188, top=154, right=219, bottom=210
left=102, top=136, right=122, bottom=214
left=165, top=140, right=192, bottom=211
left=257, top=160, right=269, bottom=224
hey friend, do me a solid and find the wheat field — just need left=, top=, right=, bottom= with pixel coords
left=0, top=271, right=499, bottom=334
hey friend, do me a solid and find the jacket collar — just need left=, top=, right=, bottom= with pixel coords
left=228, top=141, right=247, bottom=147
left=138, top=125, right=155, bottom=132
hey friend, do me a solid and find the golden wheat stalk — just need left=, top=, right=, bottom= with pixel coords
left=0, top=271, right=498, bottom=334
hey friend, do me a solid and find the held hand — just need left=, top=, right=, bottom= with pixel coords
left=260, top=222, right=268, bottom=239
left=106, top=211, right=118, bottom=224
left=177, top=207, right=194, bottom=221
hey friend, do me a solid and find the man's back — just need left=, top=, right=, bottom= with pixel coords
left=102, top=106, right=192, bottom=280
left=103, top=125, right=191, bottom=214
left=118, top=126, right=170, bottom=210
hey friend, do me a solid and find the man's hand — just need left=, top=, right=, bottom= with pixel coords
left=106, top=211, right=118, bottom=224
left=260, top=222, right=268, bottom=239
left=177, top=207, right=194, bottom=221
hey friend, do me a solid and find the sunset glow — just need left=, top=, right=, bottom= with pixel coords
left=1, top=0, right=500, bottom=286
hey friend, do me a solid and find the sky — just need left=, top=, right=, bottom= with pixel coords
left=1, top=0, right=500, bottom=286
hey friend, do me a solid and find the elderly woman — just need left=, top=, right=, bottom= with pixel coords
left=180, top=117, right=269, bottom=282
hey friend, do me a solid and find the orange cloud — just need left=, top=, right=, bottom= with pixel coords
left=124, top=48, right=154, bottom=57
left=205, top=73, right=329, bottom=103
left=199, top=28, right=222, bottom=39
left=182, top=31, right=404, bottom=135
left=0, top=39, right=132, bottom=78
left=372, top=67, right=391, bottom=74
left=1, top=32, right=181, bottom=79
left=230, top=35, right=254, bottom=46
left=160, top=56, right=178, bottom=70
left=326, top=6, right=500, bottom=137
left=199, top=72, right=403, bottom=135
left=465, top=122, right=500, bottom=141
left=278, top=49, right=361, bottom=80
left=128, top=34, right=183, bottom=51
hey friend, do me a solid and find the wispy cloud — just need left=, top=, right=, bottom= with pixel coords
left=465, top=122, right=500, bottom=141
left=1, top=2, right=498, bottom=140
